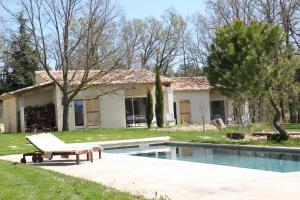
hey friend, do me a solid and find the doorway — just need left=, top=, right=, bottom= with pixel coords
left=179, top=100, right=191, bottom=124
left=125, top=97, right=147, bottom=126
left=210, top=100, right=225, bottom=122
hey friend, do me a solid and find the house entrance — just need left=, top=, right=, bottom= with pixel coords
left=179, top=100, right=191, bottom=124
left=210, top=100, right=225, bottom=122
left=125, top=97, right=146, bottom=126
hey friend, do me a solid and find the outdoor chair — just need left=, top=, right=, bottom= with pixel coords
left=21, top=133, right=102, bottom=165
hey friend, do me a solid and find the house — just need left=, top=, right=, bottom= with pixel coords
left=0, top=69, right=235, bottom=133
left=0, top=101, right=3, bottom=132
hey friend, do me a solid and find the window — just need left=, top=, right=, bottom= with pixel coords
left=74, top=100, right=84, bottom=126
left=125, top=97, right=146, bottom=125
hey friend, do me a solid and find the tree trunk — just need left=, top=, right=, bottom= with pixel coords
left=279, top=97, right=285, bottom=122
left=62, top=94, right=69, bottom=131
left=269, top=96, right=289, bottom=140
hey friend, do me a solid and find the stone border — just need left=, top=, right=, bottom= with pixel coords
left=86, top=136, right=170, bottom=148
left=167, top=142, right=300, bottom=154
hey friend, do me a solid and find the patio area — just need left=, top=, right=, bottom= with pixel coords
left=2, top=151, right=300, bottom=200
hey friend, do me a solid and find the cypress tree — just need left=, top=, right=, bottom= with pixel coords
left=155, top=67, right=164, bottom=127
left=146, top=88, right=153, bottom=128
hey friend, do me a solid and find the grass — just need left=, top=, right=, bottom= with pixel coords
left=1, top=124, right=300, bottom=199
left=0, top=160, right=144, bottom=200
left=1, top=124, right=300, bottom=156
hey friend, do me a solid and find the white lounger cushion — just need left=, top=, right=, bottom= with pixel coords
left=26, top=133, right=91, bottom=153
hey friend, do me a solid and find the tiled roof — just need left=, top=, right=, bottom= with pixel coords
left=0, top=69, right=172, bottom=100
left=35, top=69, right=172, bottom=86
left=0, top=81, right=54, bottom=100
left=170, top=77, right=211, bottom=91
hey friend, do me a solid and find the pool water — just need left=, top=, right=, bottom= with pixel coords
left=105, top=145, right=300, bottom=173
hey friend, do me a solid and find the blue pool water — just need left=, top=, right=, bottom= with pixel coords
left=105, top=145, right=300, bottom=173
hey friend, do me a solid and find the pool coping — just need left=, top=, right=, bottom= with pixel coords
left=167, top=142, right=300, bottom=154
left=83, top=136, right=170, bottom=148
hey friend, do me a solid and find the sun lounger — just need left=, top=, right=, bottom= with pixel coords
left=21, top=133, right=101, bottom=164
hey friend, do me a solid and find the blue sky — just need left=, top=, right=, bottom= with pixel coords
left=118, top=0, right=206, bottom=19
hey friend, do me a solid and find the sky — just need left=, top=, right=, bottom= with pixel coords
left=118, top=0, right=206, bottom=19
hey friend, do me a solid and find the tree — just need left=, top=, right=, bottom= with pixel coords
left=155, top=66, right=164, bottom=127
left=154, top=10, right=186, bottom=75
left=146, top=88, right=153, bottom=128
left=6, top=0, right=125, bottom=131
left=138, top=17, right=160, bottom=69
left=120, top=18, right=143, bottom=68
left=0, top=13, right=38, bottom=94
left=204, top=20, right=298, bottom=140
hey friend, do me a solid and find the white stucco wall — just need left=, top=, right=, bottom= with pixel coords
left=3, top=97, right=18, bottom=132
left=100, top=91, right=126, bottom=128
left=67, top=86, right=127, bottom=130
left=173, top=90, right=211, bottom=124
left=163, top=86, right=175, bottom=125
left=54, top=85, right=63, bottom=131
left=23, top=88, right=54, bottom=107
left=0, top=102, right=3, bottom=132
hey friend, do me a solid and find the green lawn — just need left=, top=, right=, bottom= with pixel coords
left=1, top=124, right=300, bottom=156
left=0, top=160, right=144, bottom=200
left=1, top=124, right=300, bottom=199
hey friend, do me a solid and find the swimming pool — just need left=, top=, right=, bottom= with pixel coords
left=105, top=144, right=300, bottom=173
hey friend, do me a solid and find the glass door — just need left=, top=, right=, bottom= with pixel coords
left=125, top=97, right=147, bottom=126
left=74, top=100, right=84, bottom=126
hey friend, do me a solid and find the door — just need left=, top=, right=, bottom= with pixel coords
left=74, top=100, right=84, bottom=126
left=86, top=98, right=100, bottom=126
left=210, top=100, right=225, bottom=122
left=179, top=100, right=191, bottom=124
left=173, top=102, right=177, bottom=124
left=125, top=97, right=147, bottom=125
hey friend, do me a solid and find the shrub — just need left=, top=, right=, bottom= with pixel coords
left=155, top=67, right=164, bottom=127
left=146, top=88, right=153, bottom=128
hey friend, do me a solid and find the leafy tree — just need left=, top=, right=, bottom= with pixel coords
left=155, top=67, right=164, bottom=127
left=204, top=20, right=298, bottom=140
left=0, top=14, right=39, bottom=94
left=146, top=88, right=153, bottom=128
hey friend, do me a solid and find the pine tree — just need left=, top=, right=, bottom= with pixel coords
left=155, top=67, right=164, bottom=127
left=0, top=13, right=39, bottom=94
left=146, top=88, right=153, bottom=128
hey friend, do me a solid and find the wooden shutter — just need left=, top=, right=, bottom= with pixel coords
left=86, top=98, right=100, bottom=126
left=179, top=100, right=191, bottom=124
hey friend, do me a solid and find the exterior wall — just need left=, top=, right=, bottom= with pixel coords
left=173, top=90, right=211, bottom=124
left=67, top=85, right=126, bottom=130
left=209, top=90, right=234, bottom=123
left=0, top=102, right=3, bottom=132
left=125, top=84, right=153, bottom=97
left=3, top=97, right=18, bottom=132
left=124, top=84, right=174, bottom=126
left=54, top=85, right=63, bottom=131
left=23, top=88, right=54, bottom=107
left=100, top=91, right=126, bottom=128
left=2, top=87, right=55, bottom=133
left=163, top=86, right=175, bottom=125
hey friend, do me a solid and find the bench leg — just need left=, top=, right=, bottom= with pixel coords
left=99, top=148, right=102, bottom=159
left=87, top=153, right=90, bottom=161
left=90, top=151, right=93, bottom=163
left=76, top=154, right=80, bottom=165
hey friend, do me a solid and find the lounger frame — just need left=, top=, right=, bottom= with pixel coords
left=22, top=138, right=93, bottom=165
